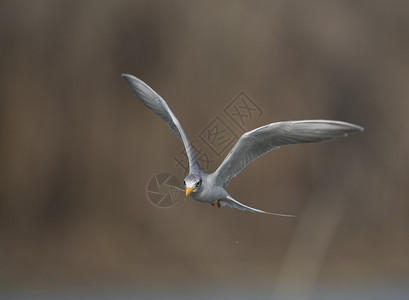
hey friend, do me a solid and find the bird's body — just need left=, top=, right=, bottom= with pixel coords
left=122, top=74, right=363, bottom=216
left=189, top=173, right=225, bottom=204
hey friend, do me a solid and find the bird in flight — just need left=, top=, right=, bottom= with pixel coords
left=122, top=74, right=363, bottom=216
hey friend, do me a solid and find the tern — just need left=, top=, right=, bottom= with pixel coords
left=122, top=74, right=363, bottom=216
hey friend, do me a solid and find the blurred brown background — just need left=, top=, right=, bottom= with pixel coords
left=0, top=0, right=408, bottom=297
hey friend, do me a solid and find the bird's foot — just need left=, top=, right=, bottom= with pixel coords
left=210, top=203, right=215, bottom=206
left=217, top=199, right=221, bottom=208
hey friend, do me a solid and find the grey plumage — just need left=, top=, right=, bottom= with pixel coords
left=214, top=120, right=363, bottom=188
left=121, top=74, right=200, bottom=174
left=122, top=74, right=363, bottom=216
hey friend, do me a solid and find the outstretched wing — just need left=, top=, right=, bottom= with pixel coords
left=214, top=120, right=363, bottom=187
left=220, top=195, right=295, bottom=217
left=122, top=74, right=201, bottom=173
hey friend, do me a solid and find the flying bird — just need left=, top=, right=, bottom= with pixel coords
left=122, top=74, right=363, bottom=216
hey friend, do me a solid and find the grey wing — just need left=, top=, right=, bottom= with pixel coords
left=214, top=120, right=363, bottom=187
left=122, top=74, right=201, bottom=173
left=220, top=195, right=295, bottom=217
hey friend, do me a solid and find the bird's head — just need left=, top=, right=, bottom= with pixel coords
left=184, top=174, right=202, bottom=197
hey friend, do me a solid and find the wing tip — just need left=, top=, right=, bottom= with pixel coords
left=344, top=122, right=364, bottom=133
left=355, top=124, right=364, bottom=132
left=120, top=74, right=153, bottom=99
left=293, top=120, right=364, bottom=133
left=121, top=73, right=136, bottom=84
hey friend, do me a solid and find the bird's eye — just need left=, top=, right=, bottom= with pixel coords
left=183, top=181, right=186, bottom=186
left=196, top=181, right=201, bottom=187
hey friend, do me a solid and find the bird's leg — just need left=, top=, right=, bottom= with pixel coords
left=217, top=200, right=221, bottom=208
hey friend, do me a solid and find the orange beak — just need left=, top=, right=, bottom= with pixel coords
left=185, top=187, right=196, bottom=197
